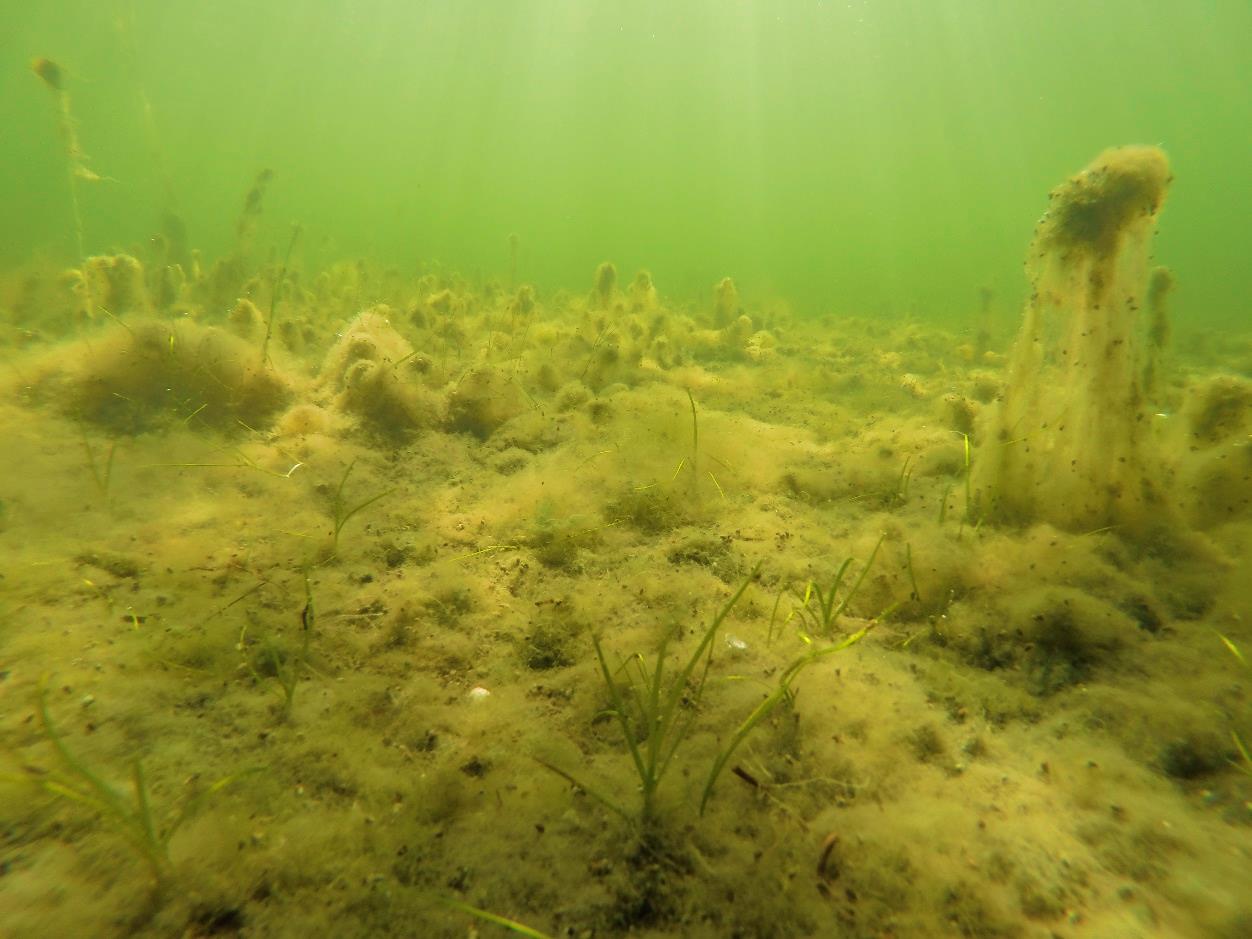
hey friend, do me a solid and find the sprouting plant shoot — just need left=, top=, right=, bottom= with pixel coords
left=773, top=533, right=885, bottom=643
left=240, top=570, right=315, bottom=720
left=960, top=432, right=981, bottom=534
left=938, top=479, right=955, bottom=525
left=1217, top=630, right=1247, bottom=668
left=441, top=897, right=553, bottom=939
left=327, top=459, right=392, bottom=559
left=890, top=456, right=913, bottom=507
left=904, top=541, right=923, bottom=605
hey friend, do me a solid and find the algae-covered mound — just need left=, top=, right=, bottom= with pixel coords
left=977, top=146, right=1174, bottom=536
left=23, top=318, right=292, bottom=432
left=82, top=254, right=152, bottom=319
left=317, top=308, right=446, bottom=437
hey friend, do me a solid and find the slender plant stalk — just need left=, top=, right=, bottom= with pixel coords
left=905, top=542, right=922, bottom=604
left=1216, top=631, right=1252, bottom=775
left=960, top=433, right=976, bottom=536
left=938, top=480, right=955, bottom=525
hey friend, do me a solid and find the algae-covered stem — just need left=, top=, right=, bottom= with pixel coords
left=261, top=222, right=303, bottom=366
left=31, top=57, right=95, bottom=307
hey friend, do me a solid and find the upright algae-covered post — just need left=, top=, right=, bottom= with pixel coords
left=977, top=146, right=1174, bottom=535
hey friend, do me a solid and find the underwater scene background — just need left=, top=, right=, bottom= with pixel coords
left=4, top=1, right=1251, bottom=324
left=1, top=2, right=1251, bottom=937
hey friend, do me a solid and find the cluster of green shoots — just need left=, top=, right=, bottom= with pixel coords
left=771, top=533, right=884, bottom=643
left=540, top=540, right=883, bottom=837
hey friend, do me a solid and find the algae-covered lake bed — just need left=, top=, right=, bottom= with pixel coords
left=1, top=233, right=1250, bottom=937
left=3, top=4, right=1252, bottom=937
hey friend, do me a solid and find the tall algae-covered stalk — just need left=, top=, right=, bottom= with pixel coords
left=261, top=223, right=302, bottom=366
left=31, top=58, right=103, bottom=293
left=977, top=146, right=1174, bottom=535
